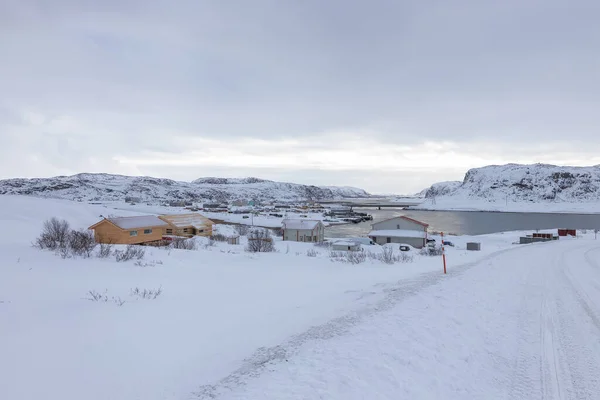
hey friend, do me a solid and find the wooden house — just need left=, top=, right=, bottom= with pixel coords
left=158, top=213, right=214, bottom=237
left=88, top=216, right=170, bottom=245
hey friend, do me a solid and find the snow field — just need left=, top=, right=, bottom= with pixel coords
left=0, top=195, right=581, bottom=400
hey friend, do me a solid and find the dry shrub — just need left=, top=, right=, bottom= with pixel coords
left=170, top=237, right=198, bottom=250
left=115, top=245, right=145, bottom=262
left=246, top=229, right=275, bottom=253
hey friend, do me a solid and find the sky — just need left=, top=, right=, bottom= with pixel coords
left=1, top=0, right=600, bottom=194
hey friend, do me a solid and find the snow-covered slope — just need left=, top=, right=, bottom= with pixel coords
left=420, top=164, right=600, bottom=203
left=0, top=173, right=369, bottom=203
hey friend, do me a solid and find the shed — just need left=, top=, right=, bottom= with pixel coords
left=158, top=213, right=214, bottom=237
left=282, top=219, right=325, bottom=242
left=466, top=242, right=481, bottom=251
left=332, top=240, right=361, bottom=251
left=88, top=215, right=169, bottom=245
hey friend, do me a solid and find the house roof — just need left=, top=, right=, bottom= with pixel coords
left=372, top=215, right=429, bottom=227
left=281, top=219, right=323, bottom=230
left=368, top=229, right=428, bottom=239
left=104, top=216, right=169, bottom=230
left=159, top=213, right=214, bottom=229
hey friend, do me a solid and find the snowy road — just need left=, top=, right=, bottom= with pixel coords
left=203, top=239, right=600, bottom=400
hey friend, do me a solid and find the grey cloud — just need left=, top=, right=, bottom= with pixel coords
left=1, top=0, right=599, bottom=191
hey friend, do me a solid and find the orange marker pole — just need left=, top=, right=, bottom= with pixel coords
left=441, top=232, right=447, bottom=274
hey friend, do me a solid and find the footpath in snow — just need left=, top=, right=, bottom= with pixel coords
left=210, top=238, right=600, bottom=400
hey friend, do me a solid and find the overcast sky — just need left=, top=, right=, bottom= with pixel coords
left=1, top=0, right=600, bottom=194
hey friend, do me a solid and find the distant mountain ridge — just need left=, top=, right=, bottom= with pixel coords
left=419, top=164, right=600, bottom=202
left=0, top=173, right=369, bottom=203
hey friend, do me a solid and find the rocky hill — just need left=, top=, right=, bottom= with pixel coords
left=419, top=164, right=600, bottom=202
left=0, top=173, right=369, bottom=204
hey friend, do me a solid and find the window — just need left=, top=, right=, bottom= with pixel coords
left=144, top=229, right=152, bottom=235
left=397, top=224, right=400, bottom=229
left=166, top=229, right=172, bottom=235
left=386, top=237, right=391, bottom=243
left=183, top=228, right=189, bottom=233
left=130, top=230, right=138, bottom=237
left=198, top=229, right=204, bottom=233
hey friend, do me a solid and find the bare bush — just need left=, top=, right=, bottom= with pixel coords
left=87, top=289, right=108, bottom=302
left=314, top=241, right=332, bottom=249
left=170, top=237, right=198, bottom=250
left=35, top=218, right=71, bottom=250
left=67, top=229, right=97, bottom=257
left=369, top=247, right=414, bottom=264
left=234, top=224, right=250, bottom=236
left=306, top=249, right=318, bottom=257
left=130, top=286, right=163, bottom=300
left=210, top=233, right=228, bottom=242
left=419, top=245, right=443, bottom=256
left=98, top=243, right=113, bottom=258
left=246, top=229, right=275, bottom=253
left=114, top=245, right=145, bottom=262
left=329, top=249, right=366, bottom=264
left=271, top=227, right=283, bottom=237
left=133, top=260, right=162, bottom=267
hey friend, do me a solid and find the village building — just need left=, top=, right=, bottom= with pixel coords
left=88, top=216, right=170, bottom=245
left=282, top=219, right=325, bottom=242
left=158, top=213, right=214, bottom=237
left=368, top=216, right=429, bottom=248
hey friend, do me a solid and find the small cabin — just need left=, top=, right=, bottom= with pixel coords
left=282, top=219, right=325, bottom=242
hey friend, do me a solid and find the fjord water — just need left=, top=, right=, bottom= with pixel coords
left=325, top=208, right=600, bottom=237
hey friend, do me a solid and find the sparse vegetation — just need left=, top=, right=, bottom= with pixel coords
left=210, top=233, right=228, bottom=242
left=367, top=247, right=414, bottom=264
left=419, top=245, right=443, bottom=256
left=114, top=245, right=145, bottom=262
left=245, top=229, right=275, bottom=253
left=234, top=224, right=250, bottom=236
left=35, top=218, right=98, bottom=258
left=35, top=217, right=72, bottom=250
left=306, top=249, right=318, bottom=257
left=329, top=249, right=367, bottom=264
left=130, top=286, right=163, bottom=300
left=170, top=237, right=198, bottom=250
left=98, top=243, right=113, bottom=258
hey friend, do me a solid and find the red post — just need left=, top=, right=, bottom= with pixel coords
left=441, top=232, right=447, bottom=274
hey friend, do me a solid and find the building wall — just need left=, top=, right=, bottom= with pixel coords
left=369, top=235, right=425, bottom=248
left=93, top=221, right=164, bottom=244
left=283, top=225, right=324, bottom=242
left=372, top=217, right=426, bottom=232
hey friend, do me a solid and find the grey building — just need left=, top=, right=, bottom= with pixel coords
left=282, top=219, right=325, bottom=242
left=368, top=216, right=429, bottom=248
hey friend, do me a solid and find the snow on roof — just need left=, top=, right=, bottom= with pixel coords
left=281, top=219, right=322, bottom=230
left=368, top=229, right=427, bottom=238
left=159, top=213, right=214, bottom=229
left=107, top=216, right=169, bottom=230
left=373, top=215, right=429, bottom=227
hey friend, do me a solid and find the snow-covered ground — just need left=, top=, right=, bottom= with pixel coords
left=1, top=195, right=599, bottom=399
left=412, top=197, right=600, bottom=214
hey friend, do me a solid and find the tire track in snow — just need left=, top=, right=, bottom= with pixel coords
left=192, top=246, right=527, bottom=399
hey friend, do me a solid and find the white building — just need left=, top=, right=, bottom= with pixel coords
left=368, top=216, right=429, bottom=248
left=282, top=219, right=325, bottom=242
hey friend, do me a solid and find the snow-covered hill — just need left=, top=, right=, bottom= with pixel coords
left=0, top=173, right=369, bottom=203
left=420, top=164, right=600, bottom=203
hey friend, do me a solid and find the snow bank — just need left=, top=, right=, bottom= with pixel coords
left=0, top=195, right=565, bottom=400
